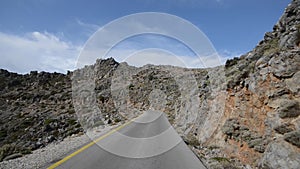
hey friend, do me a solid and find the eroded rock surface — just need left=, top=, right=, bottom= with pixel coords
left=0, top=0, right=299, bottom=168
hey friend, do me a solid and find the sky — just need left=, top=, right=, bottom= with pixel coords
left=0, top=0, right=291, bottom=74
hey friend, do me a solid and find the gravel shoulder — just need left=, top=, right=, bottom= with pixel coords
left=0, top=125, right=116, bottom=169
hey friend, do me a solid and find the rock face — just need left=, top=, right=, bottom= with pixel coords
left=218, top=0, right=300, bottom=168
left=0, top=0, right=299, bottom=168
left=259, top=141, right=300, bottom=169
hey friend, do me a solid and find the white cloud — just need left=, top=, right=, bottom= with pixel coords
left=76, top=12, right=226, bottom=68
left=0, top=31, right=81, bottom=74
left=0, top=30, right=239, bottom=74
left=106, top=48, right=224, bottom=68
left=0, top=16, right=240, bottom=74
left=217, top=49, right=243, bottom=63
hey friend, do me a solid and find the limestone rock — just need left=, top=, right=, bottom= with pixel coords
left=286, top=71, right=300, bottom=94
left=2, top=153, right=22, bottom=161
left=274, top=123, right=295, bottom=134
left=284, top=130, right=300, bottom=148
left=277, top=99, right=300, bottom=118
left=259, top=141, right=300, bottom=169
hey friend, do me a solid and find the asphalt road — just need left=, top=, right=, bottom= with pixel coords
left=47, top=110, right=206, bottom=169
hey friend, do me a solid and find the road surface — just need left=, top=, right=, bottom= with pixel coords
left=47, top=110, right=206, bottom=169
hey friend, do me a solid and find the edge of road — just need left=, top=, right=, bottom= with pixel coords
left=47, top=116, right=139, bottom=169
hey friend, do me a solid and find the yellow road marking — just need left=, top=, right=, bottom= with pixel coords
left=47, top=117, right=138, bottom=169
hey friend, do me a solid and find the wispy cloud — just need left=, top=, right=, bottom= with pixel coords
left=0, top=14, right=240, bottom=74
left=76, top=19, right=100, bottom=37
left=76, top=13, right=226, bottom=68
left=106, top=48, right=223, bottom=68
left=0, top=30, right=237, bottom=74
left=0, top=31, right=81, bottom=74
left=76, top=19, right=100, bottom=30
left=217, top=49, right=243, bottom=63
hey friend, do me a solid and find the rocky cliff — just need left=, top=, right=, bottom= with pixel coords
left=0, top=0, right=299, bottom=168
left=219, top=0, right=300, bottom=168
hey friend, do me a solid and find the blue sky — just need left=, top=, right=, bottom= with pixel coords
left=0, top=0, right=291, bottom=73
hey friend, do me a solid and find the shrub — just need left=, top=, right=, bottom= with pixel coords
left=67, top=119, right=77, bottom=126
left=225, top=57, right=240, bottom=68
left=263, top=38, right=279, bottom=56
left=0, top=130, right=7, bottom=141
left=128, top=84, right=134, bottom=90
left=211, top=157, right=230, bottom=163
left=44, top=118, right=55, bottom=125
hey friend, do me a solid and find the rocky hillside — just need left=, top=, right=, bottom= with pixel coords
left=212, top=0, right=300, bottom=168
left=0, top=0, right=299, bottom=168
left=0, top=70, right=83, bottom=161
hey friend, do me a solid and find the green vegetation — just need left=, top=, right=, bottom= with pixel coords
left=0, top=130, right=7, bottom=140
left=114, top=118, right=121, bottom=123
left=186, top=134, right=200, bottom=147
left=208, top=145, right=220, bottom=150
left=0, top=144, right=15, bottom=161
left=262, top=38, right=280, bottom=56
left=60, top=105, right=65, bottom=109
left=0, top=144, right=31, bottom=161
left=67, top=119, right=77, bottom=126
left=44, top=118, right=56, bottom=125
left=20, top=148, right=31, bottom=155
left=211, top=157, right=230, bottom=163
left=67, top=109, right=76, bottom=114
left=41, top=103, right=46, bottom=109
left=20, top=119, right=34, bottom=128
left=225, top=57, right=240, bottom=68
left=128, top=84, right=134, bottom=90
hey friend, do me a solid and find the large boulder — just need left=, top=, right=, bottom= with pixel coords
left=277, top=99, right=300, bottom=118
left=284, top=130, right=300, bottom=148
left=259, top=141, right=300, bottom=169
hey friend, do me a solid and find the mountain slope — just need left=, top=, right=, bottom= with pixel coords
left=0, top=0, right=299, bottom=168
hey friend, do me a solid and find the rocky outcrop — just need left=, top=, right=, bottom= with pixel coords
left=216, top=0, right=300, bottom=168
left=259, top=141, right=300, bottom=169
left=0, top=70, right=83, bottom=161
left=0, top=1, right=299, bottom=168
